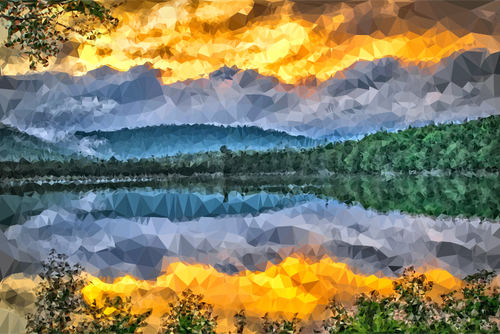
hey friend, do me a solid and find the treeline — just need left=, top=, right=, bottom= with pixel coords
left=22, top=249, right=500, bottom=334
left=1, top=115, right=500, bottom=179
left=2, top=173, right=499, bottom=221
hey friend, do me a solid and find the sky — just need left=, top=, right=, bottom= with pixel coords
left=2, top=0, right=500, bottom=83
left=0, top=0, right=500, bottom=151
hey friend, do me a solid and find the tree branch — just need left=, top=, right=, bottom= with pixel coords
left=0, top=14, right=39, bottom=20
left=1, top=0, right=119, bottom=70
left=3, top=0, right=76, bottom=5
left=56, top=21, right=77, bottom=31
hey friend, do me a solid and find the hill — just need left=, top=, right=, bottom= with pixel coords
left=1, top=115, right=499, bottom=179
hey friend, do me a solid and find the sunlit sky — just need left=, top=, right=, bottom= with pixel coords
left=2, top=0, right=500, bottom=84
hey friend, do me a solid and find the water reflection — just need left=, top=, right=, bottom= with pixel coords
left=0, top=173, right=499, bottom=283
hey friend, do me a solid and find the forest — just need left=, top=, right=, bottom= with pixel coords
left=1, top=115, right=499, bottom=179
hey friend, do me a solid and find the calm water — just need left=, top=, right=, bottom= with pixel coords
left=0, top=173, right=499, bottom=282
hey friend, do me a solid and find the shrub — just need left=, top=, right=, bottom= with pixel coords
left=320, top=266, right=500, bottom=333
left=23, top=253, right=500, bottom=334
left=24, top=249, right=151, bottom=334
left=260, top=312, right=303, bottom=334
left=72, top=294, right=151, bottom=334
left=317, top=297, right=355, bottom=333
left=160, top=289, right=218, bottom=334
left=233, top=309, right=247, bottom=333
left=25, top=249, right=89, bottom=334
left=437, top=269, right=500, bottom=333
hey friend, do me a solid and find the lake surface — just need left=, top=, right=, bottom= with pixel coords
left=1, top=173, right=499, bottom=282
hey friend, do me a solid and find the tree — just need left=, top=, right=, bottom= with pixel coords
left=233, top=309, right=247, bottom=334
left=219, top=145, right=229, bottom=154
left=260, top=312, right=303, bottom=334
left=24, top=248, right=151, bottom=334
left=0, top=0, right=120, bottom=70
left=24, top=248, right=89, bottom=334
left=74, top=294, right=152, bottom=334
left=160, top=289, right=218, bottom=334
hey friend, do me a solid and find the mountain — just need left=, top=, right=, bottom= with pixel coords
left=0, top=124, right=74, bottom=162
left=0, top=123, right=326, bottom=162
left=74, top=123, right=326, bottom=160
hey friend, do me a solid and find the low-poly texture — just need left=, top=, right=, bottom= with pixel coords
left=3, top=50, right=500, bottom=147
left=1, top=0, right=500, bottom=333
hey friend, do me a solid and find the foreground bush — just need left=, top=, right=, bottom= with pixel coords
left=260, top=312, right=303, bottom=334
left=72, top=294, right=151, bottom=334
left=233, top=309, right=247, bottom=333
left=25, top=249, right=88, bottom=334
left=160, top=289, right=218, bottom=334
left=23, top=252, right=500, bottom=333
left=319, top=266, right=500, bottom=333
left=24, top=249, right=151, bottom=334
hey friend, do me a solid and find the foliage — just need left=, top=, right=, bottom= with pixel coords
left=25, top=248, right=88, bottom=334
left=318, top=297, right=355, bottom=334
left=160, top=289, right=218, bottom=334
left=72, top=294, right=151, bottom=334
left=322, top=115, right=500, bottom=173
left=233, top=309, right=247, bottom=334
left=2, top=167, right=500, bottom=226
left=1, top=115, right=500, bottom=180
left=0, top=0, right=120, bottom=70
left=22, top=252, right=500, bottom=334
left=260, top=312, right=303, bottom=334
left=319, top=266, right=500, bottom=334
left=438, top=269, right=500, bottom=333
left=24, top=248, right=151, bottom=334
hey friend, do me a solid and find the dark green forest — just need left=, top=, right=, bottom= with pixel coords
left=1, top=115, right=499, bottom=179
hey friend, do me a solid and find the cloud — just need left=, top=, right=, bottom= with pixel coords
left=1, top=190, right=498, bottom=282
left=1, top=50, right=500, bottom=147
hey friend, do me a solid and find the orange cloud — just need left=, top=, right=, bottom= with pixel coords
left=2, top=0, right=500, bottom=84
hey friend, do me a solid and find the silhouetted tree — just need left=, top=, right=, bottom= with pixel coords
left=0, top=0, right=120, bottom=70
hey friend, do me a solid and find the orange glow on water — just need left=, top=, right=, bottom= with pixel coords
left=80, top=256, right=464, bottom=333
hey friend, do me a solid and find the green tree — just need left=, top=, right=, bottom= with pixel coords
left=24, top=249, right=151, bottom=334
left=260, top=312, right=303, bottom=334
left=160, top=289, right=218, bottom=334
left=0, top=0, right=120, bottom=70
left=25, top=248, right=89, bottom=334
